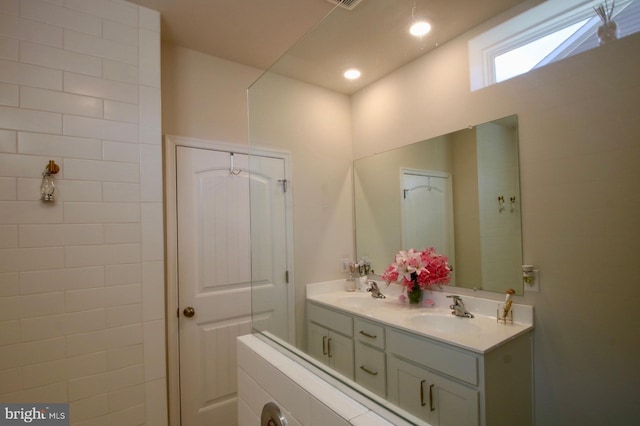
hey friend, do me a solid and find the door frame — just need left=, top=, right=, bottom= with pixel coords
left=164, top=134, right=294, bottom=425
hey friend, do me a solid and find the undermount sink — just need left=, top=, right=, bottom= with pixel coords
left=406, top=312, right=480, bottom=334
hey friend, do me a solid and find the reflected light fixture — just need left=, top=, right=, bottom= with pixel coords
left=343, top=68, right=361, bottom=80
left=409, top=20, right=431, bottom=37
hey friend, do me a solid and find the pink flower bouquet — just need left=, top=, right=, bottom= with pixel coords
left=381, top=248, right=452, bottom=291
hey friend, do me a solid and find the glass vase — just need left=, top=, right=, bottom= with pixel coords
left=408, top=281, right=422, bottom=304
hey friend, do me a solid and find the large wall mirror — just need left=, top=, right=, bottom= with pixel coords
left=355, top=115, right=523, bottom=295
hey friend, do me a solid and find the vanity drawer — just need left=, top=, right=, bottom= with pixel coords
left=307, top=302, right=353, bottom=337
left=354, top=318, right=385, bottom=349
left=355, top=342, right=386, bottom=397
left=388, top=329, right=478, bottom=386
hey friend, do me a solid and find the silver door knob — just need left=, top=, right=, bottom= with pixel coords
left=183, top=306, right=195, bottom=317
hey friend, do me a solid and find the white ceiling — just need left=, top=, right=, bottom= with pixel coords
left=128, top=0, right=530, bottom=93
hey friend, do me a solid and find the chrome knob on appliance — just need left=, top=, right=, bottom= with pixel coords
left=183, top=306, right=195, bottom=317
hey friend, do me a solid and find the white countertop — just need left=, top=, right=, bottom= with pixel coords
left=306, top=279, right=534, bottom=354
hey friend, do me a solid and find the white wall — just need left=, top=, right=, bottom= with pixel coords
left=0, top=1, right=166, bottom=425
left=351, top=26, right=640, bottom=426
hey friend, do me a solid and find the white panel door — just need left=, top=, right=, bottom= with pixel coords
left=176, top=146, right=287, bottom=425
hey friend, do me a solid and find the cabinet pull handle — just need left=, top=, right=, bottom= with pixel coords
left=327, top=338, right=333, bottom=358
left=322, top=336, right=327, bottom=355
left=429, top=384, right=435, bottom=412
left=359, top=365, right=378, bottom=376
left=420, top=380, right=426, bottom=406
left=359, top=330, right=377, bottom=339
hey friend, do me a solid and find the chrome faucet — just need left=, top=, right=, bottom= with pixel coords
left=366, top=281, right=386, bottom=298
left=447, top=295, right=474, bottom=318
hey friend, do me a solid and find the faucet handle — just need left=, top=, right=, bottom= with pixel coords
left=446, top=295, right=462, bottom=302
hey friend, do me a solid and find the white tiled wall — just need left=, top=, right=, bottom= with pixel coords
left=237, top=335, right=410, bottom=426
left=0, top=1, right=166, bottom=425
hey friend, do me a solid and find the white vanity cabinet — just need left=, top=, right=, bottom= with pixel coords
left=307, top=303, right=354, bottom=379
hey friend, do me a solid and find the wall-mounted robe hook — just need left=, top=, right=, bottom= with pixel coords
left=498, top=195, right=505, bottom=212
left=510, top=196, right=516, bottom=212
left=229, top=153, right=241, bottom=175
left=41, top=160, right=60, bottom=202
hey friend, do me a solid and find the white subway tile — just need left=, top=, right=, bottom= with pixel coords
left=104, top=100, right=138, bottom=123
left=15, top=177, right=46, bottom=201
left=103, top=140, right=139, bottom=163
left=66, top=352, right=107, bottom=380
left=20, top=86, right=102, bottom=117
left=138, top=7, right=160, bottom=32
left=0, top=177, right=17, bottom=200
left=64, top=243, right=141, bottom=267
left=64, top=115, right=138, bottom=144
left=64, top=72, right=138, bottom=104
left=0, top=200, right=63, bottom=224
left=105, top=323, right=143, bottom=349
left=63, top=202, right=140, bottom=224
left=68, top=394, right=109, bottom=420
left=68, top=371, right=108, bottom=401
left=56, top=180, right=103, bottom=202
left=18, top=224, right=64, bottom=247
left=19, top=132, right=101, bottom=159
left=63, top=158, right=139, bottom=183
left=65, top=0, right=138, bottom=27
left=143, top=319, right=165, bottom=381
left=138, top=86, right=160, bottom=143
left=0, top=295, right=21, bottom=321
left=20, top=0, right=101, bottom=36
left=16, top=337, right=67, bottom=367
left=0, top=224, right=17, bottom=248
left=141, top=202, right=163, bottom=261
left=65, top=309, right=106, bottom=335
left=107, top=344, right=143, bottom=370
left=110, top=383, right=145, bottom=412
left=64, top=224, right=104, bottom=245
left=142, top=260, right=163, bottom=321
left=64, top=29, right=138, bottom=66
left=22, top=358, right=69, bottom=389
left=65, top=287, right=105, bottom=312
left=0, top=13, right=63, bottom=47
left=0, top=368, right=22, bottom=394
left=103, top=182, right=140, bottom=202
left=105, top=303, right=141, bottom=328
left=20, top=313, right=64, bottom=341
left=139, top=29, right=160, bottom=88
left=103, top=59, right=138, bottom=85
left=20, top=291, right=65, bottom=318
left=0, top=0, right=19, bottom=15
left=103, top=283, right=141, bottom=307
left=105, top=263, right=140, bottom=286
left=140, top=145, right=162, bottom=202
left=0, top=130, right=17, bottom=152
left=0, top=272, right=19, bottom=297
left=20, top=266, right=104, bottom=295
left=107, top=363, right=144, bottom=391
left=103, top=20, right=138, bottom=47
left=0, top=319, right=19, bottom=345
left=0, top=247, right=64, bottom=271
left=104, top=223, right=140, bottom=243
left=66, top=329, right=107, bottom=357
left=0, top=382, right=68, bottom=404
left=0, top=35, right=18, bottom=60
left=0, top=58, right=62, bottom=90
left=0, top=81, right=18, bottom=106
left=20, top=40, right=101, bottom=76
left=145, top=378, right=168, bottom=426
left=106, top=403, right=145, bottom=426
left=0, top=105, right=61, bottom=133
left=0, top=152, right=58, bottom=178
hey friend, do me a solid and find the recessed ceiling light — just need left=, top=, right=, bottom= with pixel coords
left=410, top=20, right=431, bottom=37
left=344, top=68, right=361, bottom=80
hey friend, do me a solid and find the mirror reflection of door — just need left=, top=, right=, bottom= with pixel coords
left=401, top=169, right=455, bottom=272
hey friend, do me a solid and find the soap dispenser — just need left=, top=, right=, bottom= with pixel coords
left=345, top=263, right=357, bottom=292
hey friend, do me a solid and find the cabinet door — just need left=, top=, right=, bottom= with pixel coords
left=307, top=322, right=329, bottom=366
left=388, top=356, right=479, bottom=426
left=430, top=371, right=479, bottom=426
left=328, top=331, right=354, bottom=379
